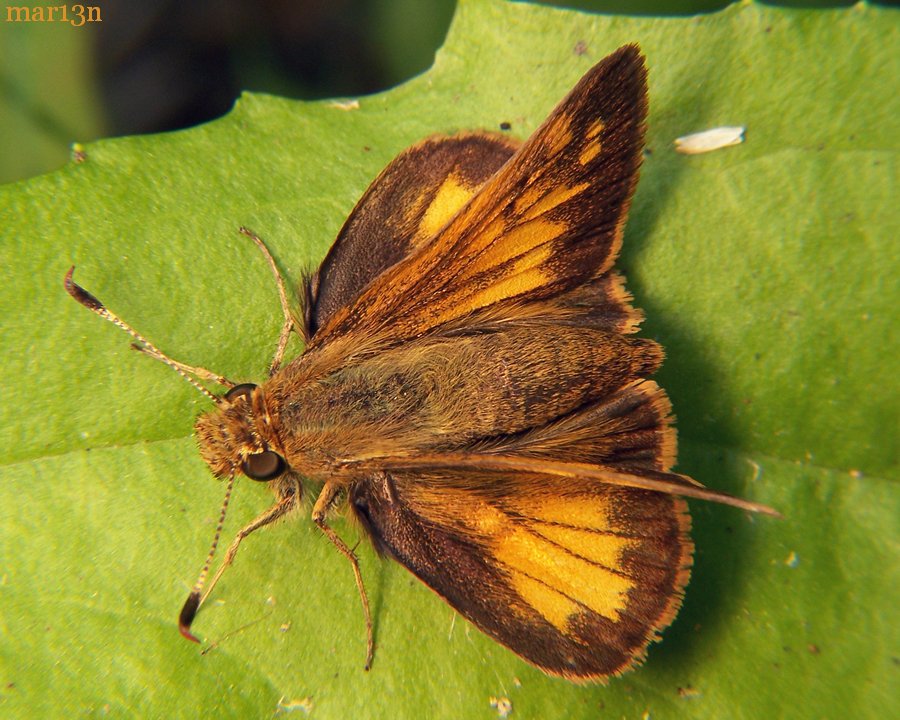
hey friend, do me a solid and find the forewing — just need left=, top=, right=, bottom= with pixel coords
left=312, top=45, right=648, bottom=350
left=351, top=468, right=691, bottom=680
left=305, top=134, right=518, bottom=337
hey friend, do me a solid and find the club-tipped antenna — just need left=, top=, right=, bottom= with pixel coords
left=178, top=469, right=237, bottom=642
left=65, top=267, right=234, bottom=401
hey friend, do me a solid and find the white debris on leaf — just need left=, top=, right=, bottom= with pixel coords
left=489, top=696, right=513, bottom=718
left=328, top=99, right=361, bottom=111
left=675, top=126, right=745, bottom=154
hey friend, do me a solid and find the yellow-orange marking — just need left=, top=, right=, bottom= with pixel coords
left=418, top=174, right=477, bottom=240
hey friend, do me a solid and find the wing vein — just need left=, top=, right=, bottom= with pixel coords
left=515, top=518, right=637, bottom=581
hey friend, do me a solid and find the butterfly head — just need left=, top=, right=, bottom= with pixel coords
left=195, top=382, right=287, bottom=482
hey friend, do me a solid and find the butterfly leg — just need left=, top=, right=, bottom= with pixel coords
left=238, top=226, right=303, bottom=375
left=200, top=486, right=298, bottom=607
left=312, top=480, right=375, bottom=670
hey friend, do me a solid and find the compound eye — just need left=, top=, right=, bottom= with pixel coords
left=224, top=383, right=257, bottom=403
left=242, top=450, right=285, bottom=481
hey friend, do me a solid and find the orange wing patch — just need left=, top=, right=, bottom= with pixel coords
left=401, top=483, right=637, bottom=628
left=513, top=181, right=590, bottom=222
left=578, top=118, right=605, bottom=165
left=541, top=108, right=574, bottom=157
left=493, top=495, right=637, bottom=628
left=414, top=172, right=482, bottom=245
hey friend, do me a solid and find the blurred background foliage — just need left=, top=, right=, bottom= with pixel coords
left=0, top=0, right=896, bottom=185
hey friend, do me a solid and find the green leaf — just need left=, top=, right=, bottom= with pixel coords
left=0, top=12, right=105, bottom=184
left=1, top=1, right=896, bottom=718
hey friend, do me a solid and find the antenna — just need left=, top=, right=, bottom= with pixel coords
left=65, top=267, right=234, bottom=400
left=178, top=470, right=237, bottom=642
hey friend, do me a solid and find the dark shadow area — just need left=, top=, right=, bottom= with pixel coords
left=619, top=50, right=775, bottom=673
left=93, top=0, right=456, bottom=136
